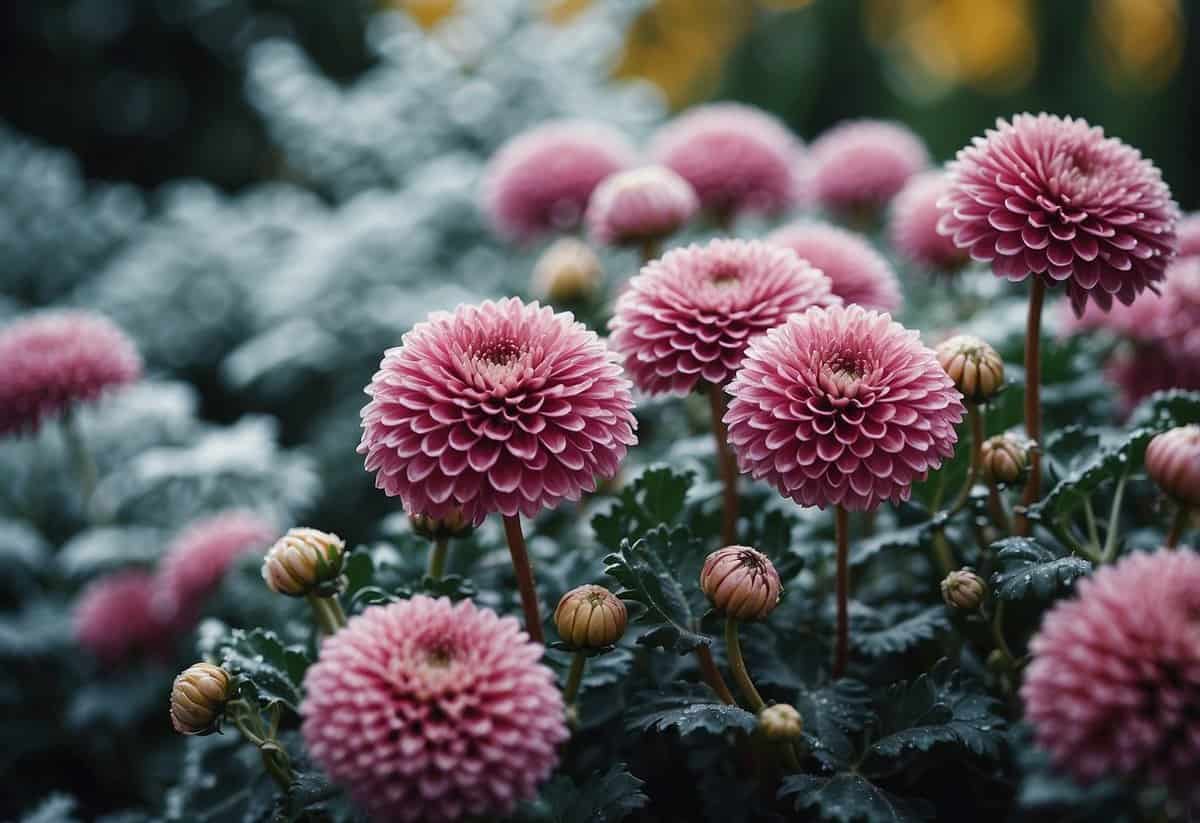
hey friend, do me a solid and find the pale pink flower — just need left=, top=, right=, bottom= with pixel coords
left=74, top=570, right=174, bottom=665
left=808, top=119, right=929, bottom=215
left=609, top=239, right=840, bottom=395
left=767, top=220, right=903, bottom=312
left=939, top=113, right=1178, bottom=315
left=301, top=596, right=568, bottom=822
left=888, top=170, right=968, bottom=271
left=585, top=165, right=698, bottom=247
left=359, top=298, right=636, bottom=524
left=1177, top=213, right=1200, bottom=258
left=725, top=304, right=964, bottom=511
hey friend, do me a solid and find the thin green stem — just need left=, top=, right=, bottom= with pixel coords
left=306, top=595, right=343, bottom=637
left=639, top=238, right=661, bottom=265
left=947, top=404, right=984, bottom=517
left=834, top=506, right=850, bottom=679
left=985, top=479, right=1011, bottom=533
left=932, top=530, right=956, bottom=576
left=327, top=596, right=347, bottom=628
left=232, top=701, right=292, bottom=792
left=428, top=536, right=450, bottom=580
left=695, top=645, right=737, bottom=705
left=501, top=514, right=544, bottom=644
left=1165, top=504, right=1190, bottom=549
left=1100, top=473, right=1128, bottom=563
left=709, top=387, right=739, bottom=547
left=1017, top=278, right=1046, bottom=536
left=562, top=651, right=587, bottom=707
left=1082, top=499, right=1101, bottom=554
left=991, top=600, right=1017, bottom=667
left=62, top=408, right=97, bottom=506
left=725, top=618, right=766, bottom=713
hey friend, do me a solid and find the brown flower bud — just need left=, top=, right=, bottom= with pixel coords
left=941, top=568, right=987, bottom=610
left=554, top=585, right=627, bottom=649
left=758, top=703, right=803, bottom=741
left=170, top=662, right=231, bottom=735
left=409, top=508, right=473, bottom=541
left=532, top=238, right=602, bottom=304
left=1145, top=425, right=1200, bottom=508
left=700, top=546, right=782, bottom=622
left=980, top=433, right=1031, bottom=486
left=262, top=527, right=346, bottom=597
left=935, top=335, right=1005, bottom=404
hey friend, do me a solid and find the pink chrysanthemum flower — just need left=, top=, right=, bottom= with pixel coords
left=888, top=171, right=969, bottom=272
left=359, top=298, right=636, bottom=524
left=153, top=510, right=277, bottom=627
left=74, top=570, right=174, bottom=665
left=0, top=310, right=142, bottom=437
left=481, top=120, right=636, bottom=243
left=586, top=165, right=699, bottom=247
left=725, top=304, right=964, bottom=511
left=1022, top=549, right=1200, bottom=804
left=650, top=103, right=801, bottom=221
left=609, top=239, right=840, bottom=395
left=1177, top=213, right=1200, bottom=258
left=938, top=113, right=1178, bottom=315
left=808, top=119, right=929, bottom=216
left=766, top=221, right=903, bottom=312
left=301, top=596, right=568, bottom=823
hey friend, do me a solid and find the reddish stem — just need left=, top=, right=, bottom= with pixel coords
left=709, top=387, right=739, bottom=547
left=1017, top=278, right=1045, bottom=536
left=695, top=645, right=737, bottom=705
left=501, top=514, right=544, bottom=644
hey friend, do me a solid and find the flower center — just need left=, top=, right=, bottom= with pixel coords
left=737, top=549, right=765, bottom=570
left=709, top=262, right=741, bottom=288
left=476, top=337, right=523, bottom=366
left=424, top=646, right=454, bottom=669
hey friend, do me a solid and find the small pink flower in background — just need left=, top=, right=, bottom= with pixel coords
left=1022, top=549, right=1200, bottom=804
left=725, top=304, right=964, bottom=512
left=585, top=165, right=699, bottom=247
left=74, top=570, right=174, bottom=665
left=153, top=510, right=277, bottom=628
left=808, top=119, right=929, bottom=216
left=1177, top=212, right=1200, bottom=258
left=0, top=310, right=142, bottom=437
left=939, top=113, right=1178, bottom=316
left=766, top=220, right=903, bottom=312
left=650, top=102, right=801, bottom=221
left=301, top=596, right=568, bottom=823
left=359, top=298, right=636, bottom=525
left=888, top=170, right=968, bottom=272
left=482, top=120, right=636, bottom=243
left=609, top=238, right=840, bottom=396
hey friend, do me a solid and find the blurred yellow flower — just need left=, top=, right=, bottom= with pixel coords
left=1091, top=0, right=1182, bottom=89
left=383, top=0, right=457, bottom=28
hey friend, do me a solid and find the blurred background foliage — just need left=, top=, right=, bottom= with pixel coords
left=1, top=0, right=1194, bottom=203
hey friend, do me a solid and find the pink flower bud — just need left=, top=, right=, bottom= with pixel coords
left=941, top=568, right=987, bottom=610
left=699, top=546, right=782, bottom=621
left=980, top=433, right=1031, bottom=486
left=1145, top=425, right=1200, bottom=508
left=935, top=335, right=1005, bottom=404
left=531, top=239, right=601, bottom=304
left=553, top=585, right=627, bottom=649
left=408, top=508, right=473, bottom=541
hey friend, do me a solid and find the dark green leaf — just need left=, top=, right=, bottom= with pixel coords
left=851, top=522, right=932, bottom=567
left=795, top=679, right=873, bottom=767
left=989, top=538, right=1091, bottom=601
left=603, top=526, right=710, bottom=654
left=779, top=774, right=932, bottom=823
left=852, top=605, right=950, bottom=658
left=537, top=763, right=648, bottom=823
left=591, top=465, right=693, bottom=551
left=1126, top=389, right=1200, bottom=429
left=626, top=689, right=757, bottom=738
left=217, top=627, right=310, bottom=713
left=21, top=793, right=80, bottom=823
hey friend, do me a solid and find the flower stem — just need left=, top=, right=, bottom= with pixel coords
left=724, top=618, right=765, bottom=712
left=708, top=387, right=739, bottom=547
left=563, top=651, right=586, bottom=707
left=639, top=238, right=661, bottom=264
left=990, top=600, right=1017, bottom=667
left=1165, top=504, right=1190, bottom=549
left=1100, top=473, right=1127, bottom=563
left=428, top=536, right=450, bottom=580
left=62, top=408, right=97, bottom=506
left=834, top=505, right=851, bottom=679
left=501, top=514, right=545, bottom=644
left=694, top=645, right=737, bottom=705
left=1017, top=278, right=1045, bottom=536
left=232, top=701, right=293, bottom=792
left=947, top=404, right=984, bottom=516
left=306, top=594, right=345, bottom=636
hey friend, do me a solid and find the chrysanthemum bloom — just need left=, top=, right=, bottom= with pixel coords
left=1145, top=425, right=1200, bottom=509
left=888, top=171, right=969, bottom=272
left=808, top=120, right=929, bottom=217
left=938, top=113, right=1178, bottom=315
left=1177, top=213, right=1200, bottom=258
left=0, top=310, right=142, bottom=436
left=699, top=546, right=782, bottom=621
left=1022, top=548, right=1200, bottom=803
left=301, top=596, right=568, bottom=822
left=585, top=165, right=698, bottom=248
left=482, top=120, right=636, bottom=243
left=531, top=238, right=601, bottom=304
left=74, top=570, right=174, bottom=665
left=650, top=103, right=801, bottom=222
left=766, top=221, right=902, bottom=312
left=154, top=510, right=277, bottom=627
left=359, top=298, right=637, bottom=525
left=609, top=239, right=840, bottom=396
left=725, top=304, right=964, bottom=511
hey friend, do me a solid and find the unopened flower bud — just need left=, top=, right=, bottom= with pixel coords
left=1145, top=425, right=1200, bottom=508
left=532, top=238, right=602, bottom=304
left=554, top=584, right=627, bottom=649
left=980, top=433, right=1031, bottom=486
left=262, top=527, right=346, bottom=597
left=700, top=546, right=782, bottom=622
left=170, top=662, right=231, bottom=735
left=758, top=703, right=804, bottom=741
left=409, top=508, right=473, bottom=541
left=935, top=335, right=1005, bottom=404
left=941, top=568, right=987, bottom=610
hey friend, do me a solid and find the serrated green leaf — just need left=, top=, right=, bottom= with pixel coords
left=851, top=522, right=932, bottom=567
left=1031, top=425, right=1151, bottom=520
left=591, top=465, right=693, bottom=551
left=1126, top=389, right=1200, bottom=429
left=852, top=605, right=951, bottom=658
left=989, top=538, right=1091, bottom=601
left=217, top=628, right=310, bottom=713
left=778, top=774, right=933, bottom=823
left=603, top=525, right=710, bottom=654
left=795, top=679, right=874, bottom=767
left=626, top=689, right=757, bottom=738
left=537, top=763, right=648, bottom=823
